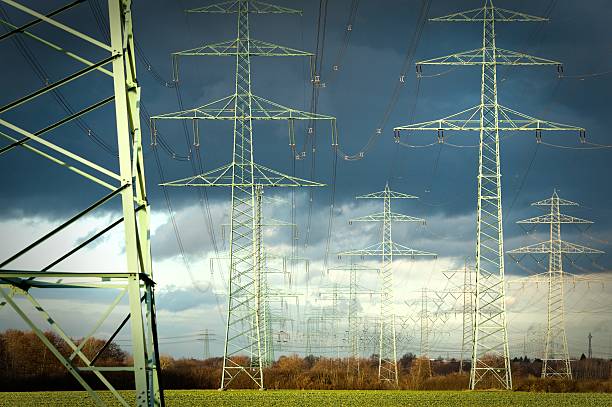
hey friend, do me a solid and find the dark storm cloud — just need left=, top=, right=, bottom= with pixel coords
left=1, top=0, right=612, bottom=269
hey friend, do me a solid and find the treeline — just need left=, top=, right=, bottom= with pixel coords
left=0, top=330, right=134, bottom=391
left=2, top=330, right=612, bottom=392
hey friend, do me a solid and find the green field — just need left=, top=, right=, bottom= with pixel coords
left=1, top=390, right=612, bottom=407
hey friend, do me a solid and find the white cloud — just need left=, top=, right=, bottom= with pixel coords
left=1, top=193, right=611, bottom=360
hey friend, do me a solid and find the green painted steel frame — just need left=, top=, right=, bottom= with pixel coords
left=338, top=183, right=436, bottom=385
left=152, top=0, right=336, bottom=390
left=0, top=1, right=163, bottom=405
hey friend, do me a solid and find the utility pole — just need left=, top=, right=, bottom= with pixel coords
left=508, top=190, right=603, bottom=379
left=394, top=0, right=584, bottom=390
left=588, top=333, right=593, bottom=359
left=339, top=183, right=436, bottom=385
left=152, top=0, right=337, bottom=390
left=0, top=1, right=163, bottom=405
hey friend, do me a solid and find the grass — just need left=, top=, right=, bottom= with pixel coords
left=1, top=390, right=611, bottom=407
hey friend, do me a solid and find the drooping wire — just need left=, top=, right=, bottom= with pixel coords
left=498, top=0, right=558, bottom=83
left=152, top=132, right=209, bottom=294
left=88, top=0, right=110, bottom=42
left=336, top=0, right=432, bottom=161
left=135, top=41, right=177, bottom=88
left=173, top=82, right=220, bottom=256
left=325, top=0, right=360, bottom=85
left=303, top=0, right=329, bottom=249
left=127, top=1, right=221, bottom=260
left=91, top=0, right=177, bottom=88
left=323, top=145, right=339, bottom=268
left=0, top=5, right=117, bottom=156
left=559, top=68, right=612, bottom=80
left=540, top=141, right=612, bottom=150
left=504, top=143, right=540, bottom=225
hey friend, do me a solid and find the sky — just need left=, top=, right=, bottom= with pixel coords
left=1, top=0, right=612, bottom=362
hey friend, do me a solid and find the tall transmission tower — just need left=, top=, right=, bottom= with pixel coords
left=151, top=0, right=337, bottom=390
left=339, top=183, right=436, bottom=384
left=394, top=0, right=584, bottom=390
left=0, top=1, right=163, bottom=406
left=508, top=190, right=603, bottom=379
left=588, top=332, right=593, bottom=359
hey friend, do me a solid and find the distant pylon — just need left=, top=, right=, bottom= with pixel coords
left=339, top=183, right=436, bottom=385
left=441, top=261, right=475, bottom=373
left=394, top=0, right=585, bottom=390
left=419, top=288, right=432, bottom=378
left=508, top=190, right=603, bottom=379
left=325, top=262, right=379, bottom=372
left=588, top=333, right=593, bottom=359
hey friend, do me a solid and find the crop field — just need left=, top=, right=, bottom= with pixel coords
left=1, top=390, right=611, bottom=407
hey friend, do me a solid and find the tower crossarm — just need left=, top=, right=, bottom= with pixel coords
left=429, top=5, right=547, bottom=23
left=356, top=189, right=417, bottom=199
left=531, top=196, right=580, bottom=206
left=508, top=271, right=610, bottom=285
left=160, top=162, right=326, bottom=188
left=187, top=1, right=302, bottom=15
left=350, top=212, right=425, bottom=223
left=394, top=105, right=584, bottom=134
left=152, top=94, right=335, bottom=122
left=507, top=240, right=604, bottom=255
left=517, top=214, right=593, bottom=225
left=418, top=48, right=559, bottom=66
left=173, top=38, right=312, bottom=57
left=339, top=242, right=437, bottom=258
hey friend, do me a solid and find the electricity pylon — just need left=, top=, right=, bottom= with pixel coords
left=409, top=287, right=453, bottom=378
left=419, top=288, right=433, bottom=378
left=0, top=1, right=163, bottom=405
left=393, top=0, right=584, bottom=390
left=339, top=183, right=436, bottom=384
left=151, top=0, right=336, bottom=389
left=507, top=190, right=603, bottom=379
left=201, top=329, right=217, bottom=359
left=325, top=262, right=379, bottom=370
left=441, top=262, right=475, bottom=373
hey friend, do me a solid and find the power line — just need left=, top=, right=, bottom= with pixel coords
left=0, top=4, right=118, bottom=156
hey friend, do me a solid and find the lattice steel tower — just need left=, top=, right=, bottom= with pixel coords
left=394, top=0, right=584, bottom=389
left=325, top=262, right=379, bottom=370
left=151, top=0, right=336, bottom=390
left=340, top=183, right=436, bottom=384
left=0, top=1, right=163, bottom=405
left=508, top=190, right=603, bottom=379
